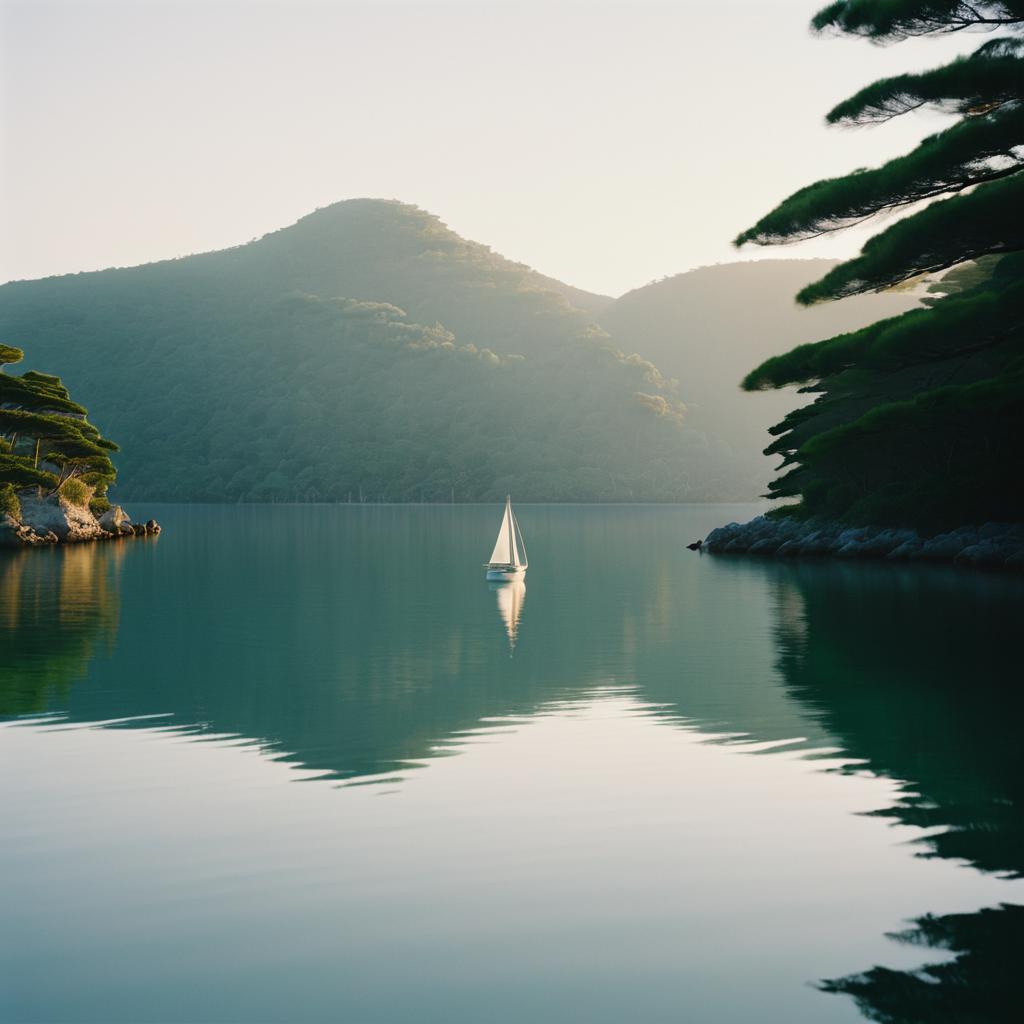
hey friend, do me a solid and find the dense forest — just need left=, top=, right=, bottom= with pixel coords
left=737, top=1, right=1024, bottom=531
left=0, top=200, right=916, bottom=503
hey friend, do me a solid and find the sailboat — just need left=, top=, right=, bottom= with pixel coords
left=484, top=496, right=528, bottom=581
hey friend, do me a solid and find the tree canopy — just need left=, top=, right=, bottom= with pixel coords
left=0, top=344, right=119, bottom=511
left=812, top=1, right=1024, bottom=40
left=734, top=1, right=1024, bottom=529
left=825, top=37, right=1024, bottom=123
left=0, top=344, right=24, bottom=369
left=736, top=100, right=1024, bottom=248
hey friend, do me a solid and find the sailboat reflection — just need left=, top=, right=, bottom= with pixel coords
left=490, top=580, right=526, bottom=651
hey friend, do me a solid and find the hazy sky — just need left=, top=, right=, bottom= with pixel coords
left=2, top=0, right=976, bottom=295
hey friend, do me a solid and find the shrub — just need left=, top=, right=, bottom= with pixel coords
left=60, top=478, right=91, bottom=507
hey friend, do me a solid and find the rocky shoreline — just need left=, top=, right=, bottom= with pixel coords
left=701, top=515, right=1024, bottom=571
left=1, top=494, right=160, bottom=548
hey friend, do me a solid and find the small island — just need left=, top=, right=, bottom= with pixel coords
left=0, top=343, right=159, bottom=547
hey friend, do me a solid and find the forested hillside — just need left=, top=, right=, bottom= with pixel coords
left=0, top=201, right=691, bottom=503
left=0, top=200, right=919, bottom=503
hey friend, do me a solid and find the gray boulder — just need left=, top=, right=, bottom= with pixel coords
left=747, top=537, right=783, bottom=555
left=887, top=539, right=924, bottom=560
left=915, top=530, right=975, bottom=561
left=18, top=494, right=103, bottom=543
left=955, top=542, right=1013, bottom=568
left=99, top=505, right=132, bottom=534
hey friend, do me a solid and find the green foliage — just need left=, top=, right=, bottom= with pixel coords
left=0, top=372, right=87, bottom=415
left=754, top=255, right=1024, bottom=529
left=0, top=483, right=20, bottom=520
left=736, top=101, right=1024, bottom=246
left=795, top=172, right=1024, bottom=303
left=0, top=344, right=23, bottom=368
left=735, top=4, right=1024, bottom=528
left=812, top=1, right=1024, bottom=41
left=745, top=257, right=1024, bottom=388
left=739, top=24, right=1024, bottom=304
left=59, top=477, right=90, bottom=507
left=826, top=37, right=1024, bottom=124
left=780, top=371, right=1024, bottom=529
left=0, top=453, right=59, bottom=491
left=0, top=358, right=118, bottom=500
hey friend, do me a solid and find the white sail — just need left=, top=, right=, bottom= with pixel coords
left=488, top=499, right=514, bottom=565
left=486, top=496, right=527, bottom=572
left=511, top=509, right=527, bottom=567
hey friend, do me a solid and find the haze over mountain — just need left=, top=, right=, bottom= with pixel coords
left=600, top=262, right=921, bottom=498
left=0, top=200, right=919, bottom=504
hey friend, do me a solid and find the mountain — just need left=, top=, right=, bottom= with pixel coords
left=597, top=261, right=922, bottom=497
left=0, top=200, right=688, bottom=503
left=0, top=201, right=920, bottom=503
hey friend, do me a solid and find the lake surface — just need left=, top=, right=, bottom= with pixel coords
left=2, top=504, right=1021, bottom=1024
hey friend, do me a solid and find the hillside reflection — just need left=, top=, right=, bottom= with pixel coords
left=6, top=505, right=832, bottom=780
left=763, top=561, right=1023, bottom=1024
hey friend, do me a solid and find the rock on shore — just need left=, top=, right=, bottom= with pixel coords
left=0, top=495, right=161, bottom=548
left=702, top=515, right=1024, bottom=570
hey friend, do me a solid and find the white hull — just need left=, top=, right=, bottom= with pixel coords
left=486, top=566, right=527, bottom=582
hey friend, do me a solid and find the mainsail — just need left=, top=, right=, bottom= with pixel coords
left=488, top=496, right=526, bottom=567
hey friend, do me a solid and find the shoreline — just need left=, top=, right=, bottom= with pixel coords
left=1, top=495, right=161, bottom=549
left=701, top=515, right=1024, bottom=571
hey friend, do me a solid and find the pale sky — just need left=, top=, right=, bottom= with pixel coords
left=1, top=0, right=976, bottom=296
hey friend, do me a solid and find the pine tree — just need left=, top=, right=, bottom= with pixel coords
left=737, top=1, right=1024, bottom=529
left=0, top=345, right=119, bottom=507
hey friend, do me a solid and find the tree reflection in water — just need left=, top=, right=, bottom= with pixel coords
left=767, top=561, right=1023, bottom=1024
left=0, top=544, right=124, bottom=715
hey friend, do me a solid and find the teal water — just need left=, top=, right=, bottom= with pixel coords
left=1, top=504, right=1021, bottom=1024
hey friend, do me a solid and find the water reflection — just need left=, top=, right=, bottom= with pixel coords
left=491, top=580, right=526, bottom=651
left=0, top=545, right=122, bottom=715
left=760, top=560, right=1023, bottom=1024
left=6, top=504, right=827, bottom=781
left=819, top=903, right=1022, bottom=1024
left=3, top=506, right=1022, bottom=1024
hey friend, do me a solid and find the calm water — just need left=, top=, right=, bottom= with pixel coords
left=1, top=504, right=1021, bottom=1024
